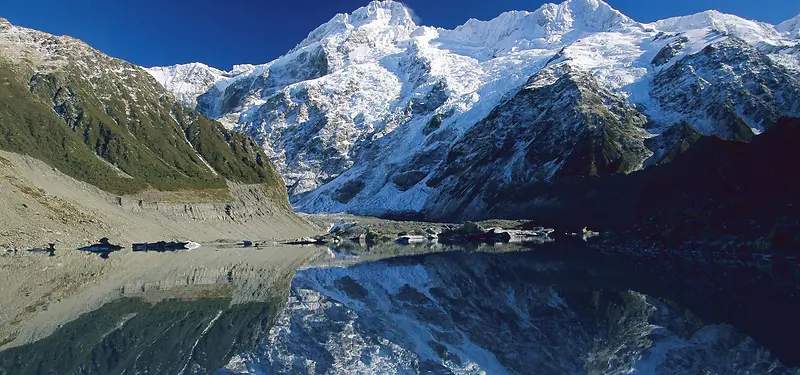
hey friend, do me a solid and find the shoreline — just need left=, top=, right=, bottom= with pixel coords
left=0, top=149, right=328, bottom=349
left=0, top=150, right=322, bottom=251
left=0, top=243, right=328, bottom=350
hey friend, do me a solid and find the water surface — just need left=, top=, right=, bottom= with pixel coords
left=1, top=242, right=798, bottom=374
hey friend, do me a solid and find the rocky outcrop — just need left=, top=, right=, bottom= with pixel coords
left=651, top=34, right=688, bottom=66
left=423, top=63, right=651, bottom=219
left=651, top=38, right=800, bottom=140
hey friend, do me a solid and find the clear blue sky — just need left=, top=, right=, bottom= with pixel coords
left=2, top=0, right=798, bottom=70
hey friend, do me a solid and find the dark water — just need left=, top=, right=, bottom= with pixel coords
left=1, top=242, right=798, bottom=374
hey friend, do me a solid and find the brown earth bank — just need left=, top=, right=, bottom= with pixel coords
left=0, top=149, right=321, bottom=251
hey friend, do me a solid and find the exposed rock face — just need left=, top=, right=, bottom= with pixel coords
left=422, top=63, right=652, bottom=219
left=651, top=35, right=689, bottom=66
left=650, top=38, right=800, bottom=140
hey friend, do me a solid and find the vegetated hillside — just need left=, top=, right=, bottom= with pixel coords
left=0, top=18, right=284, bottom=198
left=442, top=117, right=799, bottom=247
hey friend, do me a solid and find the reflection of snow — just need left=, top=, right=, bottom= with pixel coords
left=221, top=252, right=791, bottom=374
left=326, top=248, right=358, bottom=259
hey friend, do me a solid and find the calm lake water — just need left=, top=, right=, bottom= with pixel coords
left=1, top=242, right=798, bottom=375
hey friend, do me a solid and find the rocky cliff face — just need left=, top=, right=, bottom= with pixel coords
left=650, top=38, right=800, bottom=140
left=421, top=63, right=652, bottom=219
left=148, top=0, right=800, bottom=218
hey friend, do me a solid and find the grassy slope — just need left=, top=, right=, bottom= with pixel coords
left=0, top=35, right=284, bottom=198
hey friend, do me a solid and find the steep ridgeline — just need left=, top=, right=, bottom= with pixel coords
left=778, top=15, right=800, bottom=40
left=0, top=18, right=284, bottom=198
left=422, top=63, right=652, bottom=219
left=149, top=0, right=800, bottom=218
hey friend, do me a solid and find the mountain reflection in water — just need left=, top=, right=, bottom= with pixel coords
left=1, top=243, right=798, bottom=375
left=0, top=293, right=285, bottom=375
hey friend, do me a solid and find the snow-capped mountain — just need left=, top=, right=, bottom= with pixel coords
left=778, top=15, right=800, bottom=39
left=148, top=0, right=800, bottom=218
left=651, top=10, right=789, bottom=46
left=146, top=62, right=229, bottom=111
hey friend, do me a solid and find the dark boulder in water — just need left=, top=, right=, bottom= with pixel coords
left=27, top=243, right=56, bottom=256
left=78, top=238, right=122, bottom=258
left=132, top=241, right=200, bottom=252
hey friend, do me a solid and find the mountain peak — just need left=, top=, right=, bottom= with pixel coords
left=145, top=62, right=227, bottom=108
left=667, top=10, right=730, bottom=29
left=291, top=0, right=416, bottom=53
left=351, top=0, right=416, bottom=26
left=777, top=14, right=800, bottom=39
left=652, top=9, right=786, bottom=45
left=564, top=0, right=614, bottom=13
left=561, top=0, right=634, bottom=29
left=440, top=0, right=635, bottom=55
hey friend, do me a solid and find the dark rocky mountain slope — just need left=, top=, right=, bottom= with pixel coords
left=428, top=117, right=799, bottom=249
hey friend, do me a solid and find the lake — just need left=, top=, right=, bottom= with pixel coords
left=1, top=242, right=798, bottom=375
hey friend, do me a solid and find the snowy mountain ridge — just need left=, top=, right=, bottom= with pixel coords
left=146, top=0, right=800, bottom=218
left=146, top=62, right=230, bottom=110
left=778, top=14, right=800, bottom=39
left=651, top=10, right=790, bottom=46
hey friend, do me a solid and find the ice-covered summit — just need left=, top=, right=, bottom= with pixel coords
left=551, top=0, right=636, bottom=30
left=652, top=10, right=788, bottom=45
left=778, top=14, right=800, bottom=39
left=437, top=0, right=638, bottom=57
left=349, top=0, right=417, bottom=27
left=291, top=0, right=418, bottom=53
left=146, top=62, right=229, bottom=109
